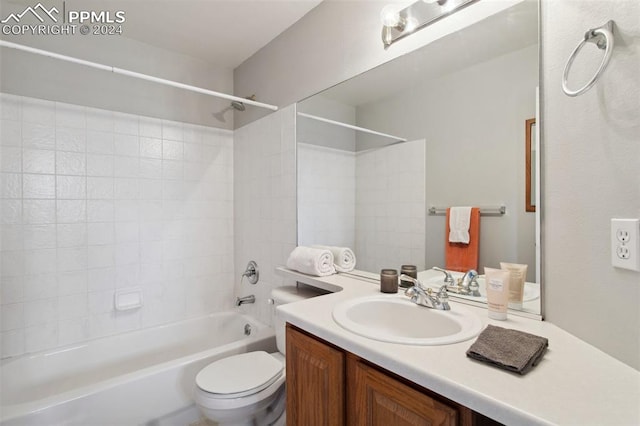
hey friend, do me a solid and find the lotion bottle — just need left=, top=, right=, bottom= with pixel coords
left=484, top=267, right=510, bottom=320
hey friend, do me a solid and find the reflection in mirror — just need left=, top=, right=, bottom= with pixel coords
left=526, top=118, right=536, bottom=212
left=296, top=1, right=540, bottom=317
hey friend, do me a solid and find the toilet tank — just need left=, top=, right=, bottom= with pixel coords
left=271, top=285, right=327, bottom=354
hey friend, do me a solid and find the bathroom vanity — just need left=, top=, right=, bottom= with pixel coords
left=276, top=268, right=640, bottom=425
left=286, top=324, right=497, bottom=425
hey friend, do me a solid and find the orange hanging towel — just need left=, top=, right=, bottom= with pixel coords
left=445, top=207, right=480, bottom=272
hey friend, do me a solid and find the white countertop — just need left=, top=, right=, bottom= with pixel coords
left=276, top=267, right=640, bottom=425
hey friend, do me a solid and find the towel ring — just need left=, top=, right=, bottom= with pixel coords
left=562, top=20, right=615, bottom=97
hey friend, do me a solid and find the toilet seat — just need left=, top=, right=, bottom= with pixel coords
left=196, top=351, right=284, bottom=402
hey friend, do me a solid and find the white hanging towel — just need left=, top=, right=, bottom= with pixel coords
left=448, top=206, right=472, bottom=244
left=313, top=245, right=356, bottom=272
left=286, top=246, right=336, bottom=277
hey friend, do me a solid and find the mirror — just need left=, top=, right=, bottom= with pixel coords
left=296, top=1, right=540, bottom=316
left=526, top=118, right=536, bottom=212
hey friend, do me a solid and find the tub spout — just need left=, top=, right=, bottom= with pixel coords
left=236, top=295, right=256, bottom=306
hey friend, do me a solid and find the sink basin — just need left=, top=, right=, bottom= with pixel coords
left=332, top=294, right=482, bottom=345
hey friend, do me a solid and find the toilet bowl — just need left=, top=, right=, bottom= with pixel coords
left=194, top=285, right=325, bottom=426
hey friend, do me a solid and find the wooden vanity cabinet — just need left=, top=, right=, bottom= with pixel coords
left=287, top=324, right=498, bottom=426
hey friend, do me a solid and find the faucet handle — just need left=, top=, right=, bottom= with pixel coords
left=432, top=267, right=455, bottom=284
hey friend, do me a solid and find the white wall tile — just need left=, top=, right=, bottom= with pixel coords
left=114, top=134, right=139, bottom=157
left=56, top=127, right=86, bottom=153
left=87, top=130, right=114, bottom=154
left=57, top=224, right=87, bottom=248
left=1, top=173, right=22, bottom=198
left=1, top=329, right=25, bottom=357
left=1, top=120, right=21, bottom=147
left=1, top=303, right=24, bottom=331
left=1, top=276, right=23, bottom=304
left=24, top=249, right=57, bottom=275
left=23, top=274, right=57, bottom=300
left=23, top=174, right=55, bottom=199
left=22, top=123, right=55, bottom=150
left=56, top=200, right=86, bottom=223
left=56, top=152, right=86, bottom=176
left=87, top=154, right=114, bottom=177
left=23, top=224, right=57, bottom=249
left=57, top=270, right=87, bottom=296
left=1, top=95, right=234, bottom=358
left=56, top=176, right=86, bottom=199
left=0, top=94, right=22, bottom=121
left=24, top=322, right=57, bottom=352
left=87, top=177, right=114, bottom=199
left=140, top=138, right=162, bottom=159
left=1, top=147, right=22, bottom=173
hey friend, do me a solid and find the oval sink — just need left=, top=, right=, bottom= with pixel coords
left=332, top=294, right=482, bottom=345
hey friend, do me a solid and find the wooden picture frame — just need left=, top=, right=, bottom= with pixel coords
left=525, top=118, right=536, bottom=213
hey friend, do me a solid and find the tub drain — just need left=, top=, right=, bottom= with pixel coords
left=244, top=323, right=252, bottom=336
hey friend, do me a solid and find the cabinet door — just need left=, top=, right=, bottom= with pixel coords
left=286, top=324, right=345, bottom=426
left=348, top=355, right=458, bottom=426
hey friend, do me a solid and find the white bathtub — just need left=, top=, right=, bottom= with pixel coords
left=0, top=312, right=276, bottom=426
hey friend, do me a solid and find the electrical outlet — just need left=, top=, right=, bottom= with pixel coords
left=611, top=218, right=640, bottom=271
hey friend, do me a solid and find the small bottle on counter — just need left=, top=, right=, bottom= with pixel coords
left=400, top=264, right=417, bottom=288
left=380, top=269, right=398, bottom=293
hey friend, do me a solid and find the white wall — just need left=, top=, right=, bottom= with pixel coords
left=297, top=96, right=357, bottom=151
left=233, top=106, right=297, bottom=326
left=297, top=143, right=355, bottom=249
left=234, top=0, right=527, bottom=128
left=237, top=0, right=640, bottom=369
left=355, top=140, right=426, bottom=273
left=0, top=93, right=234, bottom=358
left=541, top=0, right=640, bottom=369
left=0, top=28, right=233, bottom=129
left=357, top=45, right=537, bottom=280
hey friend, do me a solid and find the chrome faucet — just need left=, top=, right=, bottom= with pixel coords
left=235, top=295, right=256, bottom=306
left=400, top=274, right=450, bottom=310
left=432, top=267, right=481, bottom=297
left=432, top=267, right=455, bottom=286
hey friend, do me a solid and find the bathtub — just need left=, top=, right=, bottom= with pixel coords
left=0, top=312, right=276, bottom=426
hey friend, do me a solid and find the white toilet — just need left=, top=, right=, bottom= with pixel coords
left=194, top=285, right=323, bottom=426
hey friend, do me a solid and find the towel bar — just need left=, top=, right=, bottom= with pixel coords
left=429, top=206, right=506, bottom=216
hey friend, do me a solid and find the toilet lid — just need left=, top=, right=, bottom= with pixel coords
left=196, top=351, right=283, bottom=397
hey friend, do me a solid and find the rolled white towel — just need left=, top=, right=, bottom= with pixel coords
left=313, top=245, right=356, bottom=272
left=286, top=246, right=336, bottom=277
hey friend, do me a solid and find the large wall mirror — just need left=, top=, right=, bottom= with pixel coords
left=295, top=0, right=541, bottom=317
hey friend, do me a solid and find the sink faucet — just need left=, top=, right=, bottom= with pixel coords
left=399, top=274, right=450, bottom=310
left=432, top=267, right=455, bottom=286
left=432, top=267, right=481, bottom=297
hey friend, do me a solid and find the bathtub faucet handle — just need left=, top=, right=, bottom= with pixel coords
left=241, top=261, right=259, bottom=284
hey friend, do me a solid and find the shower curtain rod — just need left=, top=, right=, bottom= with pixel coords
left=297, top=112, right=407, bottom=142
left=0, top=40, right=279, bottom=111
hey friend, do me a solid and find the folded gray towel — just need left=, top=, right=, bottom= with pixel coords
left=466, top=325, right=548, bottom=375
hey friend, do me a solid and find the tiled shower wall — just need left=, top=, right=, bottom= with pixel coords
left=355, top=140, right=426, bottom=272
left=297, top=143, right=355, bottom=249
left=0, top=93, right=234, bottom=358
left=234, top=105, right=297, bottom=326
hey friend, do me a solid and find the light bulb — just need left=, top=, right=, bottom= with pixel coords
left=380, top=5, right=401, bottom=27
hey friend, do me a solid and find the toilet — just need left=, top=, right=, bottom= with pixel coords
left=194, top=285, right=324, bottom=426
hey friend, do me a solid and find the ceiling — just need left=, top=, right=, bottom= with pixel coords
left=2, top=0, right=323, bottom=68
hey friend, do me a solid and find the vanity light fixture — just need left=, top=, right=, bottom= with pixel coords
left=381, top=0, right=477, bottom=48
